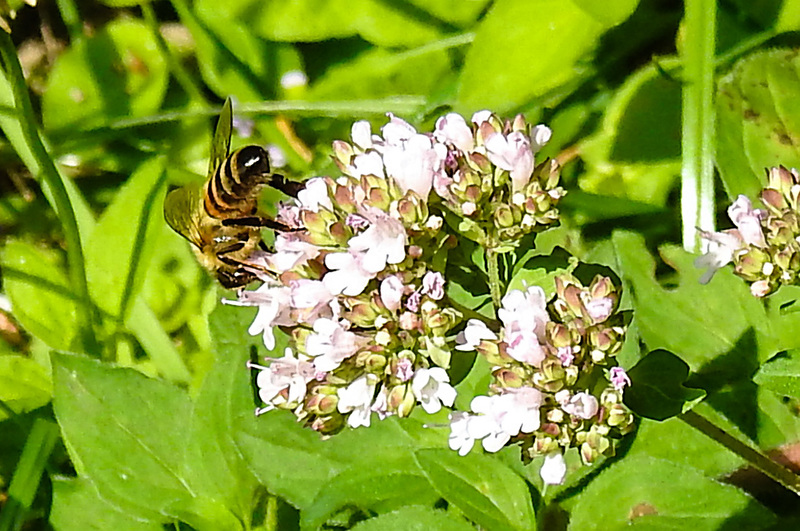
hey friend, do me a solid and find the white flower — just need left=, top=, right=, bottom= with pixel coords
left=337, top=375, right=377, bottom=428
left=498, top=287, right=550, bottom=365
left=484, top=130, right=534, bottom=192
left=371, top=386, right=392, bottom=420
left=351, top=120, right=373, bottom=151
left=305, top=318, right=362, bottom=372
left=382, top=133, right=445, bottom=201
left=530, top=124, right=552, bottom=151
left=280, top=70, right=308, bottom=90
left=498, top=286, right=549, bottom=339
left=455, top=319, right=498, bottom=351
left=727, top=195, right=766, bottom=248
left=380, top=275, right=405, bottom=312
left=465, top=388, right=544, bottom=453
left=323, top=252, right=375, bottom=296
left=560, top=391, right=599, bottom=420
left=694, top=229, right=744, bottom=284
left=434, top=113, right=474, bottom=152
left=268, top=234, right=320, bottom=272
left=350, top=151, right=386, bottom=178
left=250, top=348, right=315, bottom=409
left=540, top=452, right=567, bottom=485
left=583, top=296, right=613, bottom=323
left=348, top=207, right=407, bottom=273
left=471, top=110, right=493, bottom=125
left=411, top=367, right=457, bottom=414
left=381, top=113, right=417, bottom=144
left=422, top=271, right=445, bottom=300
left=289, top=279, right=335, bottom=322
left=296, top=177, right=333, bottom=212
left=224, top=282, right=292, bottom=350
left=448, top=411, right=477, bottom=456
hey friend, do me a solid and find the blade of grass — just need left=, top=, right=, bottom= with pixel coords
left=680, top=0, right=716, bottom=252
left=0, top=418, right=59, bottom=531
left=0, top=31, right=98, bottom=354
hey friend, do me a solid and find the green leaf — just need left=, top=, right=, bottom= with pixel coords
left=569, top=454, right=776, bottom=530
left=245, top=0, right=442, bottom=46
left=350, top=506, right=475, bottom=531
left=301, top=458, right=439, bottom=530
left=85, top=157, right=167, bottom=321
left=624, top=349, right=706, bottom=421
left=181, top=303, right=260, bottom=521
left=42, top=18, right=168, bottom=132
left=2, top=241, right=78, bottom=351
left=509, top=246, right=574, bottom=299
left=0, top=355, right=51, bottom=421
left=612, top=231, right=774, bottom=369
left=307, top=47, right=452, bottom=100
left=50, top=477, right=162, bottom=531
left=457, top=0, right=639, bottom=112
left=578, top=60, right=681, bottom=205
left=415, top=449, right=535, bottom=531
left=716, top=49, right=800, bottom=199
left=51, top=353, right=194, bottom=521
left=753, top=349, right=800, bottom=398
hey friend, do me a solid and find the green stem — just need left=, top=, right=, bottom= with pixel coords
left=486, top=248, right=502, bottom=311
left=54, top=0, right=83, bottom=43
left=0, top=419, right=59, bottom=531
left=0, top=31, right=98, bottom=353
left=680, top=0, right=716, bottom=252
left=680, top=410, right=800, bottom=495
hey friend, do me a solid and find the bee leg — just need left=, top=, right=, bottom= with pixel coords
left=270, top=174, right=304, bottom=198
left=221, top=216, right=302, bottom=232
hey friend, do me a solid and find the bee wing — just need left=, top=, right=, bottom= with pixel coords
left=208, top=97, right=233, bottom=179
left=163, top=184, right=204, bottom=247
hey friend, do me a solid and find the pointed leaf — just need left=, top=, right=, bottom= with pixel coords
left=624, top=349, right=706, bottom=421
left=415, top=449, right=535, bottom=531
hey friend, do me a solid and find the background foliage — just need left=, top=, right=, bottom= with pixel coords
left=4, top=0, right=800, bottom=529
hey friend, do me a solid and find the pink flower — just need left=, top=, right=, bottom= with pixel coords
left=225, top=282, right=292, bottom=350
left=268, top=234, right=320, bottom=272
left=305, top=318, right=362, bottom=372
left=434, top=113, right=474, bottom=152
left=323, top=252, right=375, bottom=296
left=289, top=279, right=336, bottom=323
left=695, top=229, right=744, bottom=284
left=348, top=207, right=407, bottom=274
left=422, top=271, right=445, bottom=300
left=484, top=129, right=534, bottom=192
left=727, top=195, right=766, bottom=248
left=609, top=367, right=631, bottom=391
left=395, top=358, right=414, bottom=381
left=559, top=391, right=599, bottom=420
left=248, top=348, right=315, bottom=413
left=380, top=275, right=405, bottom=312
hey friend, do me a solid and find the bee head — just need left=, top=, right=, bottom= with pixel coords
left=235, top=145, right=271, bottom=179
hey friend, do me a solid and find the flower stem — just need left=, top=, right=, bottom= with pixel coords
left=0, top=31, right=99, bottom=353
left=680, top=0, right=716, bottom=252
left=486, top=248, right=502, bottom=311
left=679, top=409, right=800, bottom=495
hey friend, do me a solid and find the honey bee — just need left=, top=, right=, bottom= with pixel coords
left=164, top=98, right=301, bottom=288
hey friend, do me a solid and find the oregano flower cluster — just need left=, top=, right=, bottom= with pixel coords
left=229, top=110, right=634, bottom=484
left=696, top=166, right=800, bottom=297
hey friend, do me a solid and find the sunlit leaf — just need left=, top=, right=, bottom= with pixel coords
left=415, top=449, right=535, bottom=531
left=716, top=49, right=800, bottom=199
left=42, top=19, right=168, bottom=132
left=0, top=355, right=51, bottom=421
